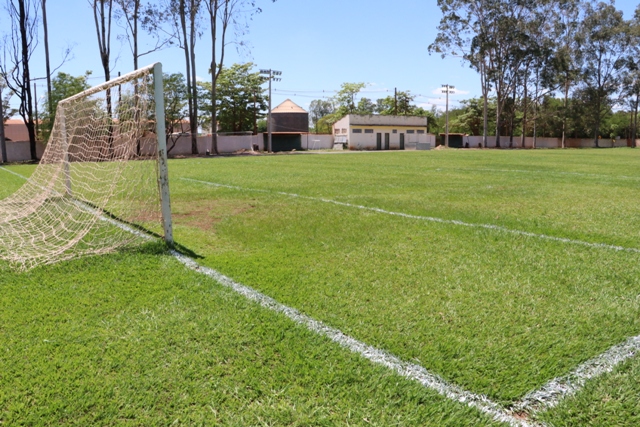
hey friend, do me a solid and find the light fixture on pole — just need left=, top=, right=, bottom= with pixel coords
left=259, top=69, right=282, bottom=152
left=441, top=84, right=455, bottom=148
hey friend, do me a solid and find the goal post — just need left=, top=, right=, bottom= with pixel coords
left=0, top=62, right=174, bottom=270
left=153, top=63, right=174, bottom=246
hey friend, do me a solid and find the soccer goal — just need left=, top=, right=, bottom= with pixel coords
left=0, top=63, right=172, bottom=270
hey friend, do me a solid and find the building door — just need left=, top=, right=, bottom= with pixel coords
left=376, top=133, right=382, bottom=150
left=400, top=133, right=405, bottom=150
left=384, top=133, right=390, bottom=150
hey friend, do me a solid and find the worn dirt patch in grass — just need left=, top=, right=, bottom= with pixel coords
left=173, top=199, right=257, bottom=232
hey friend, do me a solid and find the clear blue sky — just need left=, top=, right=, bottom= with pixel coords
left=2, top=0, right=638, bottom=114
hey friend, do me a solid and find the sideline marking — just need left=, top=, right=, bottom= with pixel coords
left=512, top=334, right=640, bottom=413
left=180, top=177, right=640, bottom=254
left=170, top=250, right=538, bottom=427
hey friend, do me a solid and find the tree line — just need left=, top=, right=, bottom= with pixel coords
left=0, top=0, right=276, bottom=161
left=430, top=0, right=640, bottom=148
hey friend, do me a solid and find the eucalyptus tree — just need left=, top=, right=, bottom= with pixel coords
left=430, top=0, right=492, bottom=146
left=115, top=0, right=169, bottom=70
left=431, top=0, right=534, bottom=147
left=1, top=0, right=39, bottom=160
left=548, top=0, right=583, bottom=148
left=91, top=0, right=114, bottom=117
left=166, top=0, right=201, bottom=154
left=578, top=1, right=629, bottom=147
left=621, top=4, right=640, bottom=147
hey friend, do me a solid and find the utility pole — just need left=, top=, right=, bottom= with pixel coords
left=394, top=88, right=397, bottom=115
left=441, top=84, right=455, bottom=147
left=259, top=68, right=282, bottom=152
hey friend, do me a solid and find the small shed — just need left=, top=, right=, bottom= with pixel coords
left=268, top=99, right=309, bottom=151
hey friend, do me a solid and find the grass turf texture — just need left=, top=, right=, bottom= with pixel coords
left=2, top=148, right=640, bottom=425
left=0, top=246, right=495, bottom=426
left=166, top=149, right=640, bottom=404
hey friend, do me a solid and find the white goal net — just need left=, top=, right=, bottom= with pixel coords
left=0, top=63, right=172, bottom=271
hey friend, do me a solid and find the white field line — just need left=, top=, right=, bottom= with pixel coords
left=0, top=165, right=32, bottom=181
left=512, top=334, right=640, bottom=413
left=180, top=177, right=640, bottom=254
left=170, top=250, right=538, bottom=427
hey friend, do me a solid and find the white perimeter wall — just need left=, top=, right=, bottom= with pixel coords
left=1, top=141, right=46, bottom=163
left=166, top=133, right=334, bottom=156
left=348, top=132, right=435, bottom=150
left=2, top=135, right=635, bottom=163
left=464, top=136, right=630, bottom=149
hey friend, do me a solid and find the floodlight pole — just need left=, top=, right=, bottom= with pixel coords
left=260, top=69, right=282, bottom=152
left=153, top=63, right=174, bottom=246
left=441, top=84, right=455, bottom=148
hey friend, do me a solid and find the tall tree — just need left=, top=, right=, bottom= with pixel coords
left=198, top=63, right=267, bottom=133
left=431, top=0, right=496, bottom=147
left=205, top=0, right=275, bottom=154
left=41, top=0, right=52, bottom=116
left=621, top=4, right=640, bottom=147
left=115, top=0, right=169, bottom=70
left=40, top=71, right=92, bottom=141
left=376, top=90, right=416, bottom=115
left=548, top=0, right=583, bottom=148
left=91, top=0, right=114, bottom=113
left=1, top=0, right=39, bottom=160
left=578, top=1, right=629, bottom=147
left=167, top=0, right=200, bottom=154
left=308, top=99, right=334, bottom=133
left=206, top=0, right=231, bottom=155
left=333, top=82, right=366, bottom=115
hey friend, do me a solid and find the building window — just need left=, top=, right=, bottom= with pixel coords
left=407, top=130, right=415, bottom=134
left=364, top=129, right=374, bottom=134
left=353, top=128, right=362, bottom=133
left=392, top=129, right=398, bottom=134
left=341, top=129, right=347, bottom=134
left=334, top=129, right=340, bottom=135
left=417, top=129, right=425, bottom=134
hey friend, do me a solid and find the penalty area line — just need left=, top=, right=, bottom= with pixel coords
left=170, top=250, right=539, bottom=427
left=179, top=177, right=640, bottom=255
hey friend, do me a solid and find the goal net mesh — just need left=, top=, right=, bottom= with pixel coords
left=0, top=65, right=164, bottom=271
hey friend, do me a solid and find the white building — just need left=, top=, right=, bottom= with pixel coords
left=332, top=114, right=434, bottom=150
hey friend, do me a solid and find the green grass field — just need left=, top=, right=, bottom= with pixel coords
left=2, top=148, right=640, bottom=426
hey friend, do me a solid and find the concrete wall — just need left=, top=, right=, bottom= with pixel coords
left=347, top=130, right=434, bottom=150
left=165, top=133, right=334, bottom=156
left=1, top=141, right=46, bottom=163
left=300, top=134, right=334, bottom=150
left=462, top=136, right=631, bottom=149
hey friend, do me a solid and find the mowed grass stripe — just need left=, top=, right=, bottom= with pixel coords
left=0, top=248, right=500, bottom=426
left=171, top=250, right=539, bottom=427
left=177, top=149, right=640, bottom=248
left=169, top=154, right=640, bottom=402
left=180, top=177, right=640, bottom=254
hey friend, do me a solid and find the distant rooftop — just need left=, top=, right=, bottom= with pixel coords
left=344, top=114, right=429, bottom=127
left=272, top=99, right=307, bottom=114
